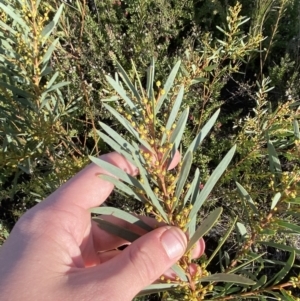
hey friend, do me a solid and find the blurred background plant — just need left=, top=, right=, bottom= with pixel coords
left=0, top=0, right=89, bottom=229
left=0, top=0, right=300, bottom=300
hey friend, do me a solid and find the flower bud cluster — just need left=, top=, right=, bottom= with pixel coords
left=290, top=275, right=300, bottom=289
left=169, top=203, right=192, bottom=230
left=269, top=171, right=299, bottom=201
left=15, top=1, right=52, bottom=80
left=180, top=266, right=212, bottom=300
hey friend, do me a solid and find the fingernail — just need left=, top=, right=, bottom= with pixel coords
left=161, top=227, right=187, bottom=259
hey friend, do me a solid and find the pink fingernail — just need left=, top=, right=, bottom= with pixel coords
left=161, top=227, right=186, bottom=259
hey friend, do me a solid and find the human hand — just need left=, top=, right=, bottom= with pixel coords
left=0, top=151, right=205, bottom=301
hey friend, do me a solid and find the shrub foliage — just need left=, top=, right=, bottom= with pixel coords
left=1, top=0, right=300, bottom=300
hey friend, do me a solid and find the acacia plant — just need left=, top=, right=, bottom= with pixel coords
left=0, top=1, right=86, bottom=207
left=89, top=58, right=300, bottom=300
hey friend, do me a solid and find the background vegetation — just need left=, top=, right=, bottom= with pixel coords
left=0, top=0, right=300, bottom=300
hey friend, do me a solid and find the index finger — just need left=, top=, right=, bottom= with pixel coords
left=44, top=150, right=181, bottom=211
left=44, top=152, right=139, bottom=210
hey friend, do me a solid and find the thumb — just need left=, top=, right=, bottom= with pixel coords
left=71, top=226, right=187, bottom=301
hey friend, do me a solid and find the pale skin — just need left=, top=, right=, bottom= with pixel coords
left=0, top=151, right=205, bottom=301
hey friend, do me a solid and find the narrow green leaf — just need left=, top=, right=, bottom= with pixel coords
left=97, top=131, right=136, bottom=166
left=252, top=275, right=267, bottom=291
left=258, top=241, right=300, bottom=256
left=224, top=287, right=241, bottom=294
left=267, top=140, right=282, bottom=174
left=185, top=109, right=220, bottom=158
left=101, top=96, right=119, bottom=102
left=187, top=171, right=201, bottom=237
left=36, top=0, right=42, bottom=9
left=90, top=206, right=153, bottom=232
left=235, top=181, right=258, bottom=214
left=237, top=17, right=250, bottom=27
left=105, top=76, right=136, bottom=111
left=161, top=108, right=189, bottom=169
left=0, top=19, right=17, bottom=35
left=155, top=60, right=181, bottom=114
left=44, top=81, right=70, bottom=93
left=212, top=285, right=226, bottom=297
left=184, top=168, right=200, bottom=206
left=287, top=197, right=300, bottom=205
left=175, top=151, right=193, bottom=200
left=131, top=59, right=145, bottom=100
left=267, top=291, right=282, bottom=300
left=188, top=145, right=236, bottom=222
left=289, top=101, right=300, bottom=107
left=149, top=59, right=156, bottom=124
left=103, top=104, right=153, bottom=152
left=171, top=264, right=188, bottom=281
left=224, top=251, right=230, bottom=269
left=293, top=119, right=300, bottom=139
left=161, top=85, right=184, bottom=145
left=40, top=66, right=53, bottom=77
left=186, top=208, right=223, bottom=252
left=170, top=107, right=189, bottom=150
left=198, top=273, right=255, bottom=285
left=257, top=296, right=268, bottom=301
left=280, top=289, right=296, bottom=301
left=131, top=141, right=147, bottom=166
left=216, top=25, right=228, bottom=35
left=0, top=82, right=36, bottom=110
left=0, top=3, right=29, bottom=32
left=271, top=192, right=281, bottom=210
left=260, top=229, right=276, bottom=235
left=41, top=4, right=64, bottom=43
left=203, top=64, right=218, bottom=72
left=89, top=156, right=143, bottom=189
left=99, top=174, right=147, bottom=204
left=0, top=81, right=34, bottom=99
left=236, top=222, right=248, bottom=238
left=188, top=214, right=197, bottom=238
left=93, top=217, right=140, bottom=242
left=146, top=58, right=155, bottom=101
left=229, top=253, right=265, bottom=274
left=0, top=56, right=21, bottom=73
left=180, top=64, right=189, bottom=76
left=190, top=77, right=208, bottom=85
left=131, top=153, right=168, bottom=222
left=276, top=220, right=300, bottom=233
left=137, top=283, right=178, bottom=297
left=41, top=38, right=59, bottom=67
left=115, top=60, right=141, bottom=103
left=100, top=122, right=135, bottom=153
left=266, top=251, right=295, bottom=286
left=103, top=104, right=138, bottom=138
left=207, top=216, right=238, bottom=265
